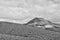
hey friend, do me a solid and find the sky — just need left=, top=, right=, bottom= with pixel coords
left=0, top=0, right=60, bottom=24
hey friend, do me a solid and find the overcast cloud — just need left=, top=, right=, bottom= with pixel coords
left=0, top=0, right=60, bottom=23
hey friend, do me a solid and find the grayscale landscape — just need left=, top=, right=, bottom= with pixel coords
left=0, top=0, right=60, bottom=40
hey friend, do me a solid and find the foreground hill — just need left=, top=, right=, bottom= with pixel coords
left=0, top=21, right=60, bottom=40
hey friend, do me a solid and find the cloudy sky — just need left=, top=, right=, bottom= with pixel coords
left=0, top=0, right=60, bottom=23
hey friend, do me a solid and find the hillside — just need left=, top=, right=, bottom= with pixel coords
left=0, top=21, right=59, bottom=40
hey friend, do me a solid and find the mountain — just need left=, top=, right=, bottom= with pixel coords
left=24, top=17, right=60, bottom=28
left=24, top=17, right=53, bottom=27
left=23, top=17, right=60, bottom=33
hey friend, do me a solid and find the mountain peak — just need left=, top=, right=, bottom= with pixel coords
left=24, top=17, right=52, bottom=26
